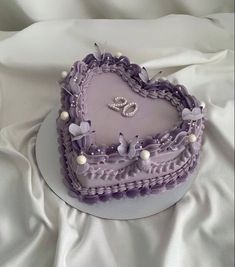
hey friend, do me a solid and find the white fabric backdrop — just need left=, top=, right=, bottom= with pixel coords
left=0, top=0, right=234, bottom=30
left=0, top=3, right=234, bottom=267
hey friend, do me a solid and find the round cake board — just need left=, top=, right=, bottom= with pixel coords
left=36, top=107, right=197, bottom=220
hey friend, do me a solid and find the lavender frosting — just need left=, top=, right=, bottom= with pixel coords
left=56, top=46, right=205, bottom=204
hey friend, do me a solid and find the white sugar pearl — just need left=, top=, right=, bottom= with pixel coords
left=140, top=150, right=150, bottom=160
left=200, top=101, right=206, bottom=109
left=115, top=52, right=122, bottom=57
left=61, top=71, right=68, bottom=78
left=76, top=155, right=87, bottom=165
left=188, top=134, right=197, bottom=143
left=60, top=111, right=69, bottom=121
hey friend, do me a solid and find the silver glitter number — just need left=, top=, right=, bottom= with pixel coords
left=122, top=102, right=138, bottom=117
left=108, top=96, right=127, bottom=111
left=108, top=97, right=138, bottom=117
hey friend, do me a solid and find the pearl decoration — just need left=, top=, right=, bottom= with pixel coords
left=61, top=71, right=68, bottom=78
left=115, top=52, right=122, bottom=57
left=200, top=101, right=206, bottom=109
left=76, top=155, right=87, bottom=165
left=188, top=134, right=197, bottom=143
left=140, top=150, right=150, bottom=160
left=60, top=111, right=69, bottom=121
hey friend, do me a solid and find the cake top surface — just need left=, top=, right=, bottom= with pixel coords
left=58, top=44, right=205, bottom=164
left=86, top=71, right=179, bottom=145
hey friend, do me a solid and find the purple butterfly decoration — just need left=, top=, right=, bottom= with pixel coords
left=117, top=133, right=139, bottom=159
left=94, top=43, right=104, bottom=61
left=139, top=67, right=162, bottom=85
left=182, top=107, right=204, bottom=121
left=69, top=121, right=94, bottom=141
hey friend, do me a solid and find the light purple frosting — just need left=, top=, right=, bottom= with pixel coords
left=56, top=49, right=205, bottom=204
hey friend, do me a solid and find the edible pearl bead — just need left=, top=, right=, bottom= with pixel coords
left=140, top=150, right=150, bottom=160
left=60, top=111, right=69, bottom=121
left=188, top=134, right=197, bottom=143
left=115, top=51, right=122, bottom=57
left=61, top=71, right=68, bottom=78
left=200, top=101, right=206, bottom=109
left=76, top=155, right=87, bottom=165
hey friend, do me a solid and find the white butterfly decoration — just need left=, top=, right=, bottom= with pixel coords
left=139, top=67, right=162, bottom=85
left=94, top=43, right=104, bottom=61
left=69, top=121, right=94, bottom=141
left=117, top=133, right=139, bottom=159
left=182, top=107, right=204, bottom=121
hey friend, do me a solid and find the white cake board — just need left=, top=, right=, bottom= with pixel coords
left=36, top=107, right=198, bottom=220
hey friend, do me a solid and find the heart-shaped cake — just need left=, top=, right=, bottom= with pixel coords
left=57, top=45, right=205, bottom=204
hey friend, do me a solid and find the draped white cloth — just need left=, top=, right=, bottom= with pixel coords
left=0, top=2, right=234, bottom=267
left=0, top=0, right=234, bottom=30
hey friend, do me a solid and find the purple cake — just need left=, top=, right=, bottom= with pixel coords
left=57, top=45, right=205, bottom=204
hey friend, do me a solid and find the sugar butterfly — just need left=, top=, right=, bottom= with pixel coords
left=139, top=67, right=162, bottom=85
left=94, top=43, right=105, bottom=61
left=117, top=133, right=139, bottom=159
left=182, top=107, right=204, bottom=121
left=69, top=121, right=94, bottom=141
